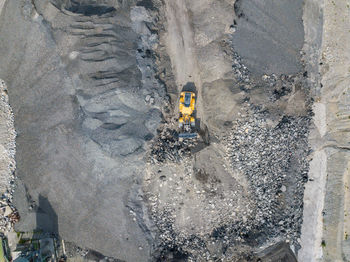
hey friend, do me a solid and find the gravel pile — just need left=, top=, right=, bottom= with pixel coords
left=150, top=206, right=207, bottom=261
left=0, top=79, right=18, bottom=232
left=64, top=241, right=123, bottom=261
left=232, top=51, right=251, bottom=85
left=149, top=125, right=196, bottom=163
left=224, top=106, right=311, bottom=249
left=0, top=199, right=19, bottom=232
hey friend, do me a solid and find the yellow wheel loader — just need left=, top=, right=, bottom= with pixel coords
left=178, top=91, right=197, bottom=139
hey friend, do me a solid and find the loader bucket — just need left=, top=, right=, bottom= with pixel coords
left=178, top=132, right=197, bottom=139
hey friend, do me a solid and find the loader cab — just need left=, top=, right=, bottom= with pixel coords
left=184, top=92, right=192, bottom=107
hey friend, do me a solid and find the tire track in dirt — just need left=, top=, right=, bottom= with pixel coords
left=163, top=0, right=205, bottom=122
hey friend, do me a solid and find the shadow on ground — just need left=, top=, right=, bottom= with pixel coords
left=36, top=195, right=58, bottom=235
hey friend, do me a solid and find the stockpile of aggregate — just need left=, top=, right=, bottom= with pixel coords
left=224, top=106, right=311, bottom=250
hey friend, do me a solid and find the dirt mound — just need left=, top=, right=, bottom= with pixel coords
left=0, top=0, right=164, bottom=260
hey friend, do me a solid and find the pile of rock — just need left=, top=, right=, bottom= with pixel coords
left=0, top=79, right=17, bottom=233
left=64, top=241, right=89, bottom=258
left=261, top=73, right=303, bottom=101
left=149, top=125, right=195, bottom=163
left=225, top=106, right=311, bottom=248
left=151, top=206, right=205, bottom=261
left=232, top=51, right=250, bottom=84
left=0, top=199, right=19, bottom=232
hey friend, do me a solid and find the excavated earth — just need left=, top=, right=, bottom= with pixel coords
left=0, top=0, right=331, bottom=261
left=0, top=1, right=163, bottom=261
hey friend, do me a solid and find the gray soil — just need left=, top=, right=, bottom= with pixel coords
left=144, top=0, right=310, bottom=261
left=0, top=0, right=319, bottom=261
left=0, top=0, right=163, bottom=260
left=232, top=0, right=304, bottom=75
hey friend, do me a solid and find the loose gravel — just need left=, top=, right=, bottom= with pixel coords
left=224, top=105, right=312, bottom=250
left=0, top=79, right=18, bottom=232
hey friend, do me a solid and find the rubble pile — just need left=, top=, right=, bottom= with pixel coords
left=225, top=107, right=311, bottom=248
left=150, top=206, right=206, bottom=261
left=149, top=125, right=196, bottom=163
left=261, top=73, right=304, bottom=101
left=64, top=241, right=121, bottom=261
left=232, top=51, right=251, bottom=85
left=0, top=200, right=19, bottom=232
left=0, top=79, right=18, bottom=232
left=146, top=137, right=254, bottom=260
left=145, top=42, right=311, bottom=258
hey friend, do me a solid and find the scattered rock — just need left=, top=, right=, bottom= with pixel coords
left=224, top=103, right=311, bottom=248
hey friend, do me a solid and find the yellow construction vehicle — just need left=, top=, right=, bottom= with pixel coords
left=178, top=91, right=197, bottom=139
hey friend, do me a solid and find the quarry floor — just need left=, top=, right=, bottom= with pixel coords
left=0, top=0, right=349, bottom=261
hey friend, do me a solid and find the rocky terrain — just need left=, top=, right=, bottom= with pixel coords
left=0, top=0, right=348, bottom=261
left=0, top=79, right=18, bottom=232
left=142, top=0, right=311, bottom=260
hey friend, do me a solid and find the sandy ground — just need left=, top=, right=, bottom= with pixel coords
left=145, top=0, right=251, bottom=242
left=164, top=0, right=201, bottom=88
left=298, top=0, right=325, bottom=261
left=299, top=0, right=350, bottom=261
left=317, top=0, right=350, bottom=260
left=163, top=0, right=205, bottom=122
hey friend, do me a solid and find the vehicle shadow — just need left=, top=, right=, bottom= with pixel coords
left=14, top=195, right=60, bottom=261
left=181, top=82, right=197, bottom=95
left=36, top=195, right=58, bottom=235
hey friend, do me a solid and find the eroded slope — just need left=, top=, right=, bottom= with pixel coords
left=0, top=0, right=164, bottom=260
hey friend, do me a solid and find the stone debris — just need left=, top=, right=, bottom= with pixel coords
left=224, top=105, right=311, bottom=249
left=0, top=79, right=17, bottom=233
left=149, top=123, right=196, bottom=163
left=64, top=241, right=123, bottom=262
left=144, top=47, right=312, bottom=260
left=232, top=51, right=250, bottom=84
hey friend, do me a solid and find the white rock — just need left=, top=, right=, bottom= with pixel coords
left=69, top=51, right=79, bottom=60
left=281, top=185, right=287, bottom=192
left=4, top=206, right=12, bottom=216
